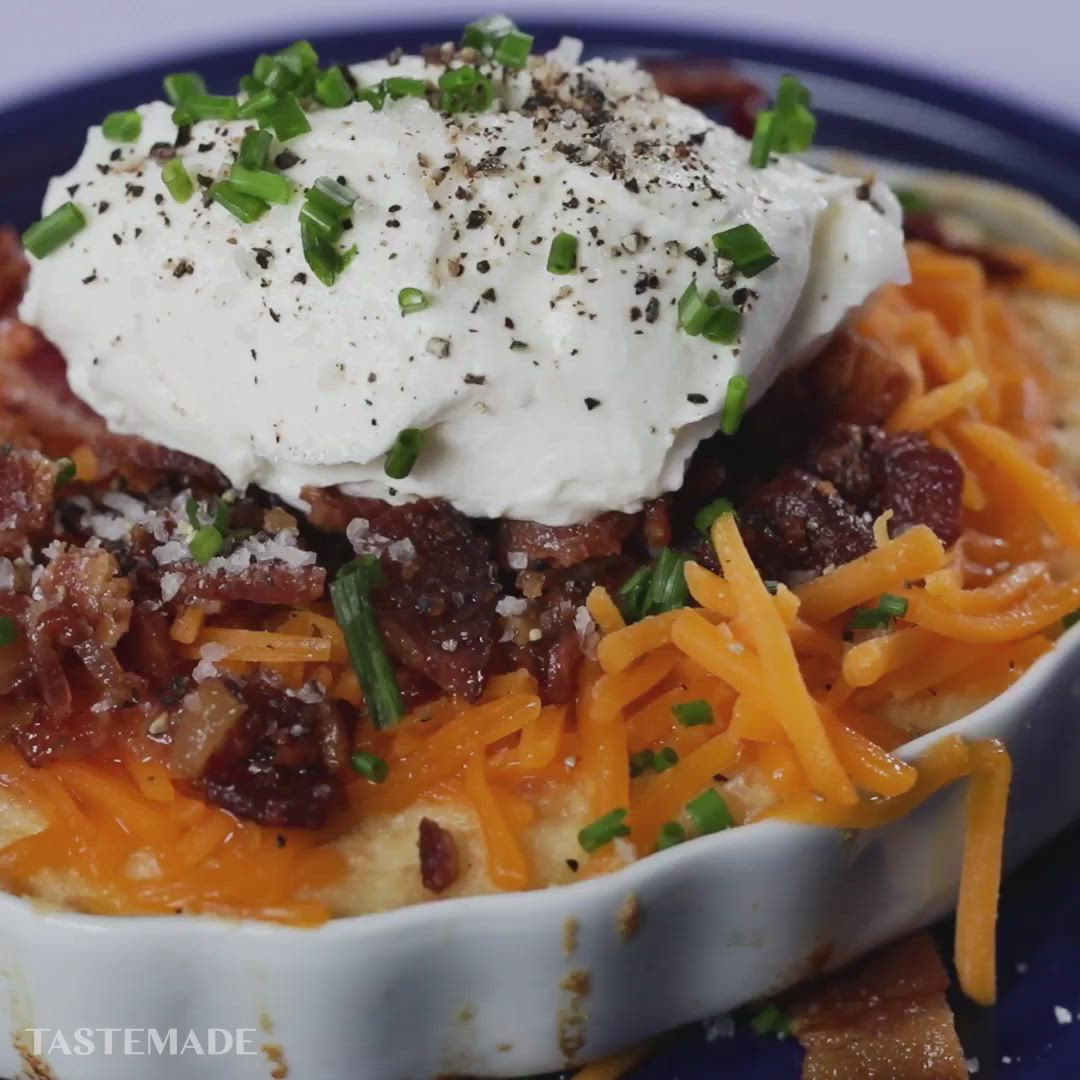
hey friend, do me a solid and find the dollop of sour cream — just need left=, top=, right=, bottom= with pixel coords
left=20, top=40, right=907, bottom=524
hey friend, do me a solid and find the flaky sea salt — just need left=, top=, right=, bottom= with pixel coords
left=1054, top=1006, right=1073, bottom=1025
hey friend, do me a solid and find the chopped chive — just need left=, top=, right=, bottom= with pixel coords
left=749, top=111, right=774, bottom=168
left=694, top=497, right=735, bottom=536
left=439, top=65, right=494, bottom=113
left=655, top=821, right=686, bottom=851
left=398, top=287, right=430, bottom=315
left=578, top=808, right=631, bottom=853
left=53, top=457, right=76, bottom=488
left=703, top=306, right=742, bottom=344
left=22, top=202, right=87, bottom=259
left=189, top=525, right=224, bottom=564
left=211, top=498, right=232, bottom=534
left=894, top=187, right=932, bottom=214
left=686, top=788, right=734, bottom=834
left=712, top=223, right=779, bottom=278
left=356, top=83, right=387, bottom=110
left=163, top=72, right=207, bottom=106
left=300, top=219, right=355, bottom=287
left=547, top=232, right=578, bottom=274
left=161, top=158, right=194, bottom=203
left=350, top=750, right=389, bottom=783
left=640, top=548, right=690, bottom=618
left=462, top=13, right=516, bottom=50
left=654, top=746, right=679, bottom=772
left=181, top=93, right=238, bottom=122
left=237, top=88, right=278, bottom=119
left=237, top=129, right=273, bottom=171
left=771, top=75, right=816, bottom=153
left=263, top=57, right=302, bottom=94
left=1064, top=609, right=1080, bottom=630
left=851, top=593, right=909, bottom=630
left=331, top=557, right=405, bottom=730
left=673, top=700, right=714, bottom=727
left=629, top=750, right=654, bottom=778
left=229, top=165, right=293, bottom=205
left=315, top=66, right=354, bottom=108
left=102, top=110, right=142, bottom=142
left=617, top=565, right=653, bottom=623
left=185, top=496, right=201, bottom=531
left=0, top=616, right=17, bottom=648
left=264, top=94, right=311, bottom=141
left=279, top=40, right=319, bottom=72
left=750, top=1004, right=792, bottom=1037
left=384, top=76, right=428, bottom=99
left=493, top=29, right=534, bottom=69
left=238, top=74, right=263, bottom=96
left=252, top=54, right=276, bottom=85
left=308, top=176, right=358, bottom=219
left=678, top=281, right=713, bottom=336
left=764, top=580, right=780, bottom=595
left=384, top=428, right=425, bottom=479
left=209, top=180, right=269, bottom=223
left=300, top=199, right=344, bottom=241
left=719, top=375, right=750, bottom=435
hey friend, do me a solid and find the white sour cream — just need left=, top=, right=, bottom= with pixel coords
left=20, top=41, right=907, bottom=524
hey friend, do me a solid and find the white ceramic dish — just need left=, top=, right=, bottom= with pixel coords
left=2, top=623, right=1078, bottom=1080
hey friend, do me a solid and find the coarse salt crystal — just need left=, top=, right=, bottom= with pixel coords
left=507, top=551, right=528, bottom=570
left=495, top=596, right=528, bottom=617
left=1054, top=1006, right=1073, bottom=1025
left=160, top=571, right=185, bottom=603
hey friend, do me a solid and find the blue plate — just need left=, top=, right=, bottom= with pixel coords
left=1, top=20, right=1078, bottom=1080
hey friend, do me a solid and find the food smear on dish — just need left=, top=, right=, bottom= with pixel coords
left=2, top=17, right=1080, bottom=1012
left=19, top=37, right=906, bottom=522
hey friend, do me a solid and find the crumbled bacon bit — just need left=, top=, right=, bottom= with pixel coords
left=497, top=512, right=636, bottom=570
left=0, top=447, right=55, bottom=556
left=789, top=933, right=968, bottom=1080
left=418, top=817, right=460, bottom=892
left=172, top=563, right=326, bottom=607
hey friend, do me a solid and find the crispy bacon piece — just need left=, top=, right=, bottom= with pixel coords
left=812, top=331, right=921, bottom=427
left=0, top=447, right=54, bottom=555
left=301, top=486, right=388, bottom=532
left=789, top=933, right=968, bottom=1080
left=199, top=671, right=351, bottom=829
left=174, top=563, right=326, bottom=606
left=644, top=59, right=765, bottom=139
left=497, top=512, right=636, bottom=570
left=418, top=817, right=460, bottom=893
left=39, top=546, right=132, bottom=646
left=0, top=229, right=29, bottom=318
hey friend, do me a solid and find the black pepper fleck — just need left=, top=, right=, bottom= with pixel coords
left=584, top=397, right=601, bottom=410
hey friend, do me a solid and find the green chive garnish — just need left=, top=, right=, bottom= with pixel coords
left=54, top=457, right=76, bottom=488
left=279, top=40, right=319, bottom=72
left=22, top=202, right=86, bottom=259
left=712, top=223, right=779, bottom=278
left=350, top=750, right=389, bottom=783
left=0, top=616, right=18, bottom=648
left=462, top=14, right=516, bottom=50
left=356, top=84, right=388, bottom=111
left=252, top=54, right=276, bottom=86
left=209, top=180, right=269, bottom=223
left=102, top=110, right=142, bottom=142
left=493, top=29, right=534, bottom=69
left=229, top=166, right=293, bottom=205
left=679, top=282, right=742, bottom=342
left=189, top=525, right=225, bottom=564
left=300, top=221, right=356, bottom=287
left=385, top=76, right=428, bottom=99
left=639, top=548, right=691, bottom=619
left=163, top=72, right=207, bottom=106
left=686, top=789, right=734, bottom=834
left=315, top=67, right=354, bottom=108
left=694, top=497, right=735, bottom=536
left=1063, top=609, right=1080, bottom=630
left=616, top=565, right=653, bottom=624
left=850, top=593, right=909, bottom=630
left=161, top=159, right=194, bottom=203
left=178, top=93, right=238, bottom=123
left=264, top=94, right=311, bottom=141
left=237, top=89, right=278, bottom=120
left=673, top=700, right=714, bottom=727
left=578, top=808, right=631, bottom=853
left=398, top=287, right=430, bottom=315
left=237, top=129, right=273, bottom=171
left=750, top=1004, right=792, bottom=1037
left=384, top=428, right=425, bottom=479
left=655, top=821, right=686, bottom=851
left=547, top=232, right=578, bottom=275
left=331, top=557, right=405, bottom=730
left=720, top=375, right=750, bottom=435
left=308, top=177, right=358, bottom=221
left=748, top=75, right=816, bottom=167
left=439, top=65, right=494, bottom=113
left=630, top=747, right=679, bottom=777
left=894, top=187, right=932, bottom=214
